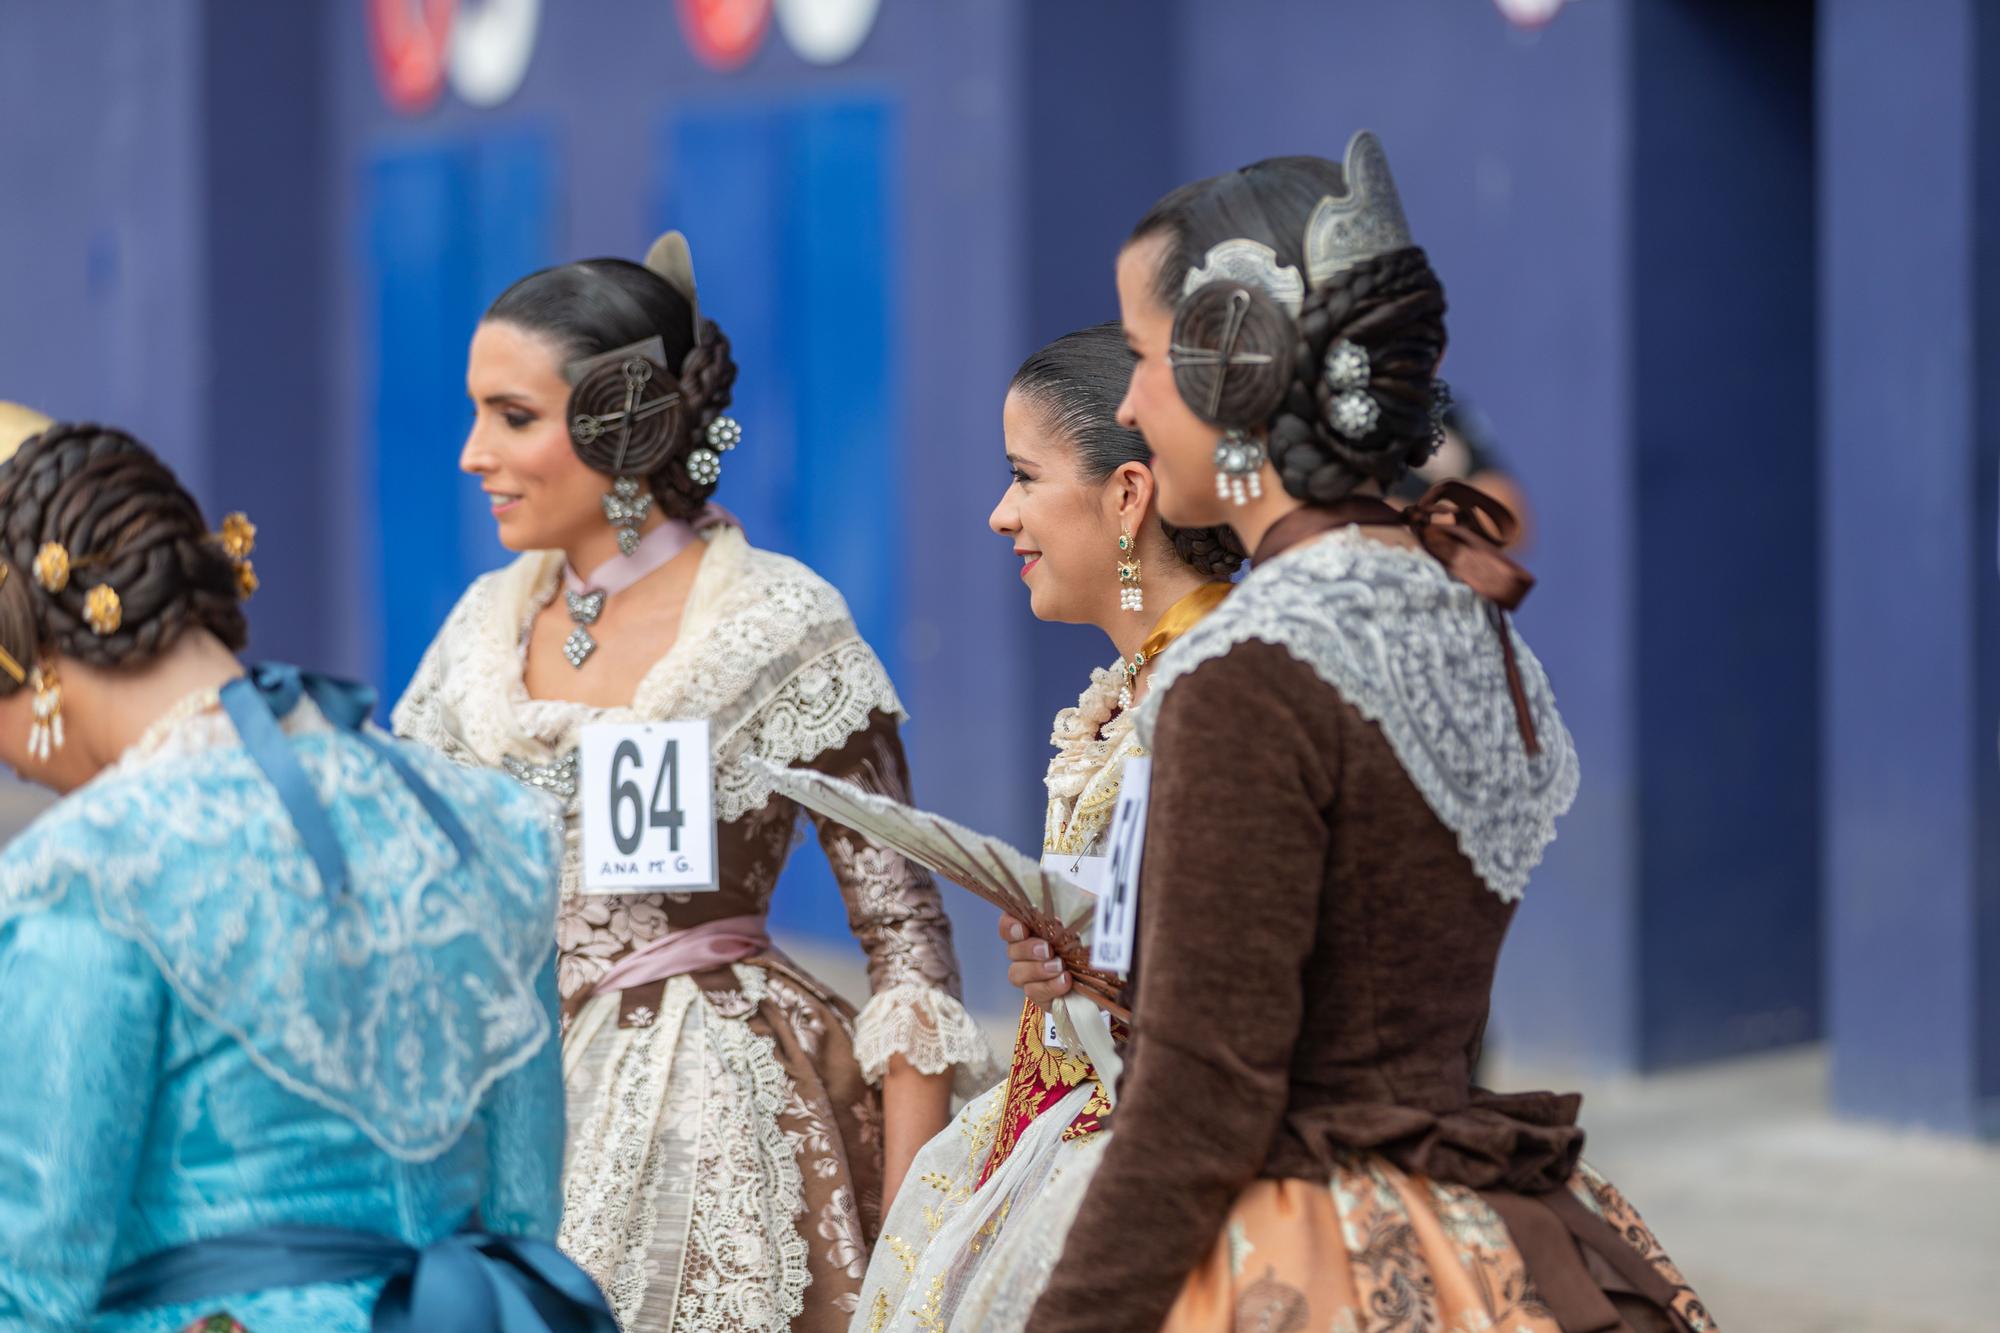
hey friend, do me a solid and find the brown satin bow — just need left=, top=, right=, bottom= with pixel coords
left=1253, top=481, right=1542, bottom=755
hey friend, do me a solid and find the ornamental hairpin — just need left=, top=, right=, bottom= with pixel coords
left=1181, top=238, right=1305, bottom=317
left=1302, top=130, right=1416, bottom=287
left=31, top=540, right=121, bottom=636
left=565, top=336, right=682, bottom=560
left=213, top=511, right=258, bottom=600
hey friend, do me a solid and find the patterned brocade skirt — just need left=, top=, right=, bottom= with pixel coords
left=558, top=954, right=883, bottom=1332
left=1162, top=1159, right=1711, bottom=1333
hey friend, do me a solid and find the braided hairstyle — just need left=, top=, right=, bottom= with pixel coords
left=1011, top=325, right=1245, bottom=578
left=0, top=423, right=248, bottom=694
left=1131, top=154, right=1448, bottom=502
left=485, top=257, right=739, bottom=520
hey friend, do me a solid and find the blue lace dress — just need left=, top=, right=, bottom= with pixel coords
left=0, top=685, right=569, bottom=1332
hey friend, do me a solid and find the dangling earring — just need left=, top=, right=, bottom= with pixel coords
left=600, top=476, right=653, bottom=558
left=1117, top=530, right=1144, bottom=614
left=27, top=661, right=62, bottom=762
left=1213, top=429, right=1266, bottom=507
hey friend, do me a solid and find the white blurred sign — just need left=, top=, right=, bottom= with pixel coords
left=449, top=0, right=541, bottom=107
left=775, top=0, right=881, bottom=65
left=1495, top=0, right=1573, bottom=29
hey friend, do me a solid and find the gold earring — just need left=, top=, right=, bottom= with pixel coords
left=1118, top=529, right=1143, bottom=614
left=27, top=661, right=62, bottom=762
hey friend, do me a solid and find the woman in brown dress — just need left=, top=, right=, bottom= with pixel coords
left=395, top=232, right=993, bottom=1331
left=1012, top=134, right=1715, bottom=1333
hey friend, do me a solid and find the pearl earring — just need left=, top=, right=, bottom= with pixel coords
left=1117, top=530, right=1144, bottom=614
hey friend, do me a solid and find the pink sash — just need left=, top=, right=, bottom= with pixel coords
left=588, top=914, right=772, bottom=996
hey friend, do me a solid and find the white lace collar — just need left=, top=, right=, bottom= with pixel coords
left=1134, top=527, right=1579, bottom=901
left=399, top=525, right=904, bottom=824
left=1043, top=662, right=1144, bottom=856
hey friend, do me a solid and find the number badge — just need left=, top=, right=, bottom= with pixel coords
left=580, top=720, right=718, bottom=893
left=1090, top=758, right=1150, bottom=973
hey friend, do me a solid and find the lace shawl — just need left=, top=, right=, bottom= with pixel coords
left=393, top=527, right=990, bottom=1090
left=392, top=526, right=905, bottom=824
left=1043, top=662, right=1142, bottom=858
left=1134, top=527, right=1579, bottom=901
left=0, top=711, right=562, bottom=1162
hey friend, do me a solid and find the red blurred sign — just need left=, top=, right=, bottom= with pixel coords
left=678, top=0, right=773, bottom=71
left=368, top=0, right=456, bottom=113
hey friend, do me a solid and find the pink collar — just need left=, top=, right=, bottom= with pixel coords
left=563, top=519, right=698, bottom=596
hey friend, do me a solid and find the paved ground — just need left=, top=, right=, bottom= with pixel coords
left=783, top=935, right=2000, bottom=1333
left=1487, top=1047, right=2000, bottom=1333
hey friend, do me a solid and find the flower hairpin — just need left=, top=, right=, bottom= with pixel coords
left=213, top=512, right=258, bottom=600
left=32, top=540, right=121, bottom=636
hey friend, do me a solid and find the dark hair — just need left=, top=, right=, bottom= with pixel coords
left=1010, top=324, right=1244, bottom=578
left=485, top=258, right=739, bottom=520
left=0, top=423, right=248, bottom=692
left=1130, top=156, right=1448, bottom=501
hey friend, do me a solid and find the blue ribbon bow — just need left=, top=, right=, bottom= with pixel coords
left=220, top=664, right=476, bottom=896
left=98, top=1227, right=617, bottom=1333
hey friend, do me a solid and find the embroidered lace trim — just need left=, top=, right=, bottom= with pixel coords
left=390, top=527, right=905, bottom=825
left=672, top=966, right=812, bottom=1330
left=853, top=983, right=999, bottom=1099
left=1, top=713, right=561, bottom=1163
left=1043, top=663, right=1142, bottom=857
left=1134, top=527, right=1579, bottom=902
left=557, top=967, right=813, bottom=1330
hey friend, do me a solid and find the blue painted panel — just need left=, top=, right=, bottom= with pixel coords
left=659, top=96, right=903, bottom=946
left=1629, top=0, right=1820, bottom=1067
left=365, top=131, right=556, bottom=707
left=1823, top=0, right=1999, bottom=1135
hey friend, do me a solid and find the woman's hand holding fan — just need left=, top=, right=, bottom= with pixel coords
left=750, top=759, right=1130, bottom=1021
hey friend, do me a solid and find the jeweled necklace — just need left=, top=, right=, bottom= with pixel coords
left=1118, top=581, right=1233, bottom=710
left=560, top=519, right=698, bottom=668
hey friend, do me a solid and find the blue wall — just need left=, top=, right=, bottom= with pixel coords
left=1821, top=0, right=2000, bottom=1136
left=1629, top=0, right=1820, bottom=1066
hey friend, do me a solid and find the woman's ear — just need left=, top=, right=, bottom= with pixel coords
left=1106, top=460, right=1156, bottom=534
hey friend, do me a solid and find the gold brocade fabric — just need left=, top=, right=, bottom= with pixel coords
left=1162, top=1161, right=1711, bottom=1333
left=978, top=1002, right=1117, bottom=1186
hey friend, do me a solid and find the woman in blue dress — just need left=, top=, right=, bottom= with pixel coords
left=0, top=415, right=612, bottom=1332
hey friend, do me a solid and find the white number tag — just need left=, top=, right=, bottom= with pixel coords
left=1090, top=757, right=1150, bottom=973
left=1042, top=1005, right=1113, bottom=1051
left=580, top=720, right=717, bottom=894
left=1038, top=852, right=1111, bottom=899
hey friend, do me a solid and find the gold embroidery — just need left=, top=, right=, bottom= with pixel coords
left=910, top=1272, right=949, bottom=1332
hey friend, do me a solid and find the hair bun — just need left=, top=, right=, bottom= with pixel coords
left=1169, top=281, right=1293, bottom=429
left=0, top=423, right=246, bottom=684
left=1164, top=521, right=1247, bottom=578
left=567, top=350, right=686, bottom=476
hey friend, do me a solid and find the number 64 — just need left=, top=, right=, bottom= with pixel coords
left=611, top=739, right=686, bottom=855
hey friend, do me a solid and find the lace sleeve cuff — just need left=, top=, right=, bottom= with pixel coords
left=853, top=983, right=1000, bottom=1097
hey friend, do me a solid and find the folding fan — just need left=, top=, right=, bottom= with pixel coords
left=749, top=758, right=1129, bottom=1022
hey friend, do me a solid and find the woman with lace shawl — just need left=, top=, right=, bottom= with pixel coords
left=854, top=326, right=1240, bottom=1332
left=393, top=234, right=991, bottom=1330
left=0, top=417, right=603, bottom=1332
left=1011, top=136, right=1716, bottom=1333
